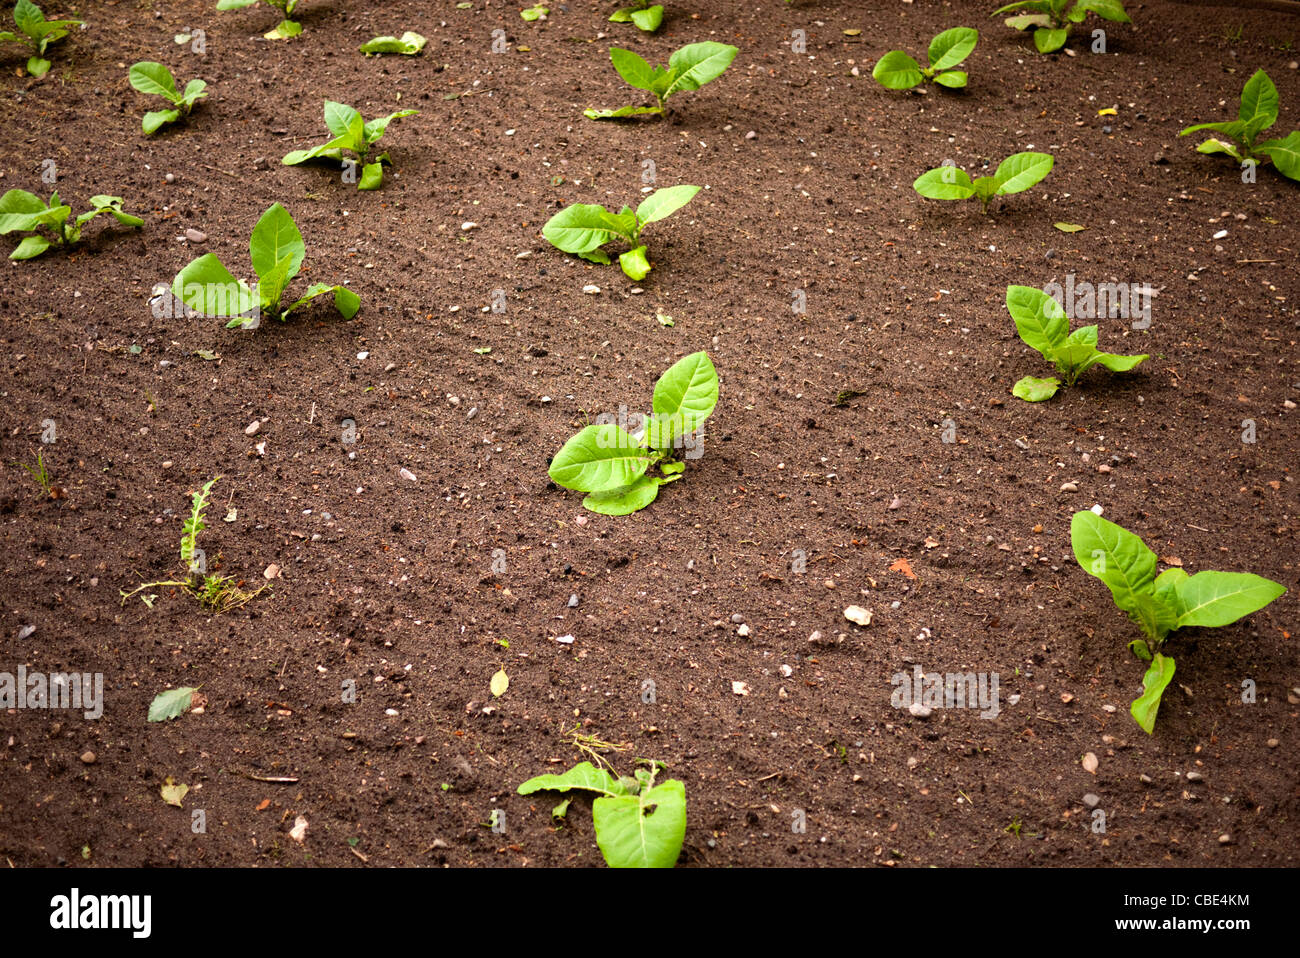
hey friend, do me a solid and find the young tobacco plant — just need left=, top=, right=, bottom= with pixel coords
left=216, top=0, right=302, bottom=40
left=1006, top=285, right=1145, bottom=401
left=129, top=62, right=208, bottom=134
left=171, top=203, right=360, bottom=328
left=584, top=41, right=738, bottom=119
left=282, top=101, right=418, bottom=190
left=873, top=27, right=978, bottom=90
left=992, top=0, right=1130, bottom=54
left=543, top=184, right=698, bottom=280
left=913, top=152, right=1053, bottom=213
left=549, top=351, right=717, bottom=515
left=1071, top=511, right=1286, bottom=733
left=0, top=189, right=142, bottom=260
left=609, top=1, right=663, bottom=32
left=518, top=760, right=686, bottom=868
left=0, top=0, right=80, bottom=77
left=1179, top=69, right=1300, bottom=183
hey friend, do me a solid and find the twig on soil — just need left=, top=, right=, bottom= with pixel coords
left=241, top=773, right=299, bottom=783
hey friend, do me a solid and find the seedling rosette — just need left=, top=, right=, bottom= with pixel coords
left=1071, top=511, right=1285, bottom=733
left=543, top=184, right=698, bottom=280
left=914, top=151, right=1053, bottom=213
left=1179, top=69, right=1300, bottom=183
left=282, top=101, right=418, bottom=190
left=0, top=0, right=81, bottom=77
left=609, top=1, right=663, bottom=32
left=129, top=62, right=209, bottom=134
left=216, top=0, right=302, bottom=40
left=873, top=27, right=978, bottom=90
left=1005, top=285, right=1146, bottom=401
left=549, top=351, right=717, bottom=516
left=584, top=41, right=737, bottom=119
left=0, top=189, right=142, bottom=260
left=992, top=0, right=1130, bottom=54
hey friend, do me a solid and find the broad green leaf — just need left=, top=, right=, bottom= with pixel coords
left=1054, top=325, right=1101, bottom=375
left=85, top=196, right=143, bottom=228
left=1153, top=567, right=1189, bottom=609
left=610, top=6, right=634, bottom=21
left=609, top=47, right=657, bottom=91
left=1196, top=138, right=1243, bottom=161
left=932, top=70, right=968, bottom=88
left=216, top=0, right=260, bottom=8
left=10, top=234, right=52, bottom=259
left=992, top=0, right=1053, bottom=13
left=579, top=248, right=611, bottom=264
left=14, top=0, right=42, bottom=36
left=664, top=42, right=738, bottom=98
left=928, top=27, right=978, bottom=71
left=913, top=166, right=975, bottom=200
left=363, top=109, right=418, bottom=145
left=1179, top=119, right=1245, bottom=141
left=1170, top=571, right=1285, bottom=629
left=652, top=351, right=718, bottom=431
left=583, top=475, right=661, bottom=515
left=1077, top=0, right=1130, bottom=22
left=630, top=5, right=663, bottom=31
left=1131, top=653, right=1175, bottom=734
left=249, top=202, right=305, bottom=282
left=334, top=285, right=361, bottom=319
left=543, top=203, right=627, bottom=254
left=266, top=19, right=302, bottom=40
left=518, top=761, right=629, bottom=797
left=1006, top=285, right=1068, bottom=359
left=1033, top=27, right=1069, bottom=53
left=994, top=151, right=1054, bottom=194
left=359, top=31, right=427, bottom=55
left=549, top=423, right=653, bottom=493
left=26, top=56, right=50, bottom=77
left=258, top=253, right=296, bottom=312
left=619, top=244, right=651, bottom=280
left=971, top=176, right=1000, bottom=205
left=358, top=161, right=385, bottom=190
left=0, top=188, right=49, bottom=234
left=592, top=779, right=686, bottom=868
left=172, top=253, right=258, bottom=317
left=1005, top=14, right=1053, bottom=29
left=1011, top=374, right=1060, bottom=401
left=282, top=133, right=353, bottom=165
left=1239, top=69, right=1278, bottom=128
left=143, top=108, right=181, bottom=134
left=323, top=101, right=362, bottom=139
left=129, top=61, right=179, bottom=101
left=1130, top=592, right=1178, bottom=643
left=1092, top=351, right=1147, bottom=373
left=520, top=5, right=548, bottom=22
left=148, top=687, right=197, bottom=722
left=1070, top=511, right=1158, bottom=621
left=584, top=104, right=662, bottom=120
left=871, top=50, right=923, bottom=90
left=636, top=184, right=699, bottom=225
left=1256, top=131, right=1300, bottom=181
left=180, top=79, right=208, bottom=106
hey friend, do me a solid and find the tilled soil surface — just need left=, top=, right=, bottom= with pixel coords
left=0, top=0, right=1297, bottom=867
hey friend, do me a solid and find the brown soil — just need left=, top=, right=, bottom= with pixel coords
left=0, top=0, right=1296, bottom=868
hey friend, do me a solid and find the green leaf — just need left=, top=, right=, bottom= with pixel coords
left=266, top=19, right=302, bottom=40
left=992, top=0, right=1053, bottom=14
left=609, top=47, right=657, bottom=91
left=664, top=42, right=738, bottom=98
left=871, top=50, right=923, bottom=90
left=334, top=285, right=361, bottom=319
left=10, top=234, right=52, bottom=259
left=1256, top=131, right=1300, bottom=181
left=1168, top=571, right=1285, bottom=629
left=282, top=133, right=353, bottom=166
left=359, top=31, right=427, bottom=55
left=180, top=78, right=208, bottom=107
left=518, top=762, right=629, bottom=798
left=1180, top=119, right=1246, bottom=142
left=148, top=687, right=197, bottom=722
left=1076, top=0, right=1130, bottom=22
left=358, top=162, right=385, bottom=190
left=636, top=184, right=699, bottom=225
left=216, top=0, right=260, bottom=8
left=592, top=779, right=686, bottom=868
left=258, top=253, right=295, bottom=313
left=543, top=203, right=627, bottom=254
left=584, top=104, right=663, bottom=120
left=1070, top=511, right=1160, bottom=626
left=1033, top=27, right=1069, bottom=53
left=1006, top=285, right=1068, bottom=359
left=913, top=166, right=975, bottom=200
left=582, top=475, right=662, bottom=515
left=1195, top=138, right=1244, bottom=162
left=128, top=61, right=180, bottom=101
left=994, top=151, right=1054, bottom=194
left=1092, top=351, right=1147, bottom=373
left=172, top=253, right=258, bottom=317
left=1011, top=374, right=1060, bottom=401
left=520, top=4, right=548, bottom=21
left=928, top=27, right=978, bottom=71
left=26, top=56, right=50, bottom=77
left=932, top=70, right=968, bottom=88
left=14, top=0, right=42, bottom=37
left=1004, top=13, right=1053, bottom=29
left=0, top=188, right=49, bottom=234
left=652, top=351, right=718, bottom=435
left=363, top=109, right=418, bottom=146
left=618, top=244, right=651, bottom=280
left=324, top=101, right=362, bottom=139
left=1131, top=653, right=1175, bottom=734
left=249, top=202, right=305, bottom=283
left=1054, top=221, right=1086, bottom=232
left=142, top=108, right=181, bottom=134
left=630, top=5, right=663, bottom=31
left=549, top=424, right=653, bottom=493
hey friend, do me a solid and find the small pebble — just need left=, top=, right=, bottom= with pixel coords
left=400, top=468, right=417, bottom=482
left=1186, top=771, right=1204, bottom=782
left=1082, top=793, right=1100, bottom=809
left=244, top=419, right=261, bottom=436
left=908, top=702, right=931, bottom=719
left=1060, top=481, right=1078, bottom=492
left=582, top=285, right=600, bottom=295
left=80, top=751, right=96, bottom=764
left=567, top=594, right=579, bottom=607
left=184, top=228, right=206, bottom=243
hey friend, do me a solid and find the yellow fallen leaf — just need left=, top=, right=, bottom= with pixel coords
left=160, top=776, right=189, bottom=807
left=1098, top=107, right=1117, bottom=116
left=490, top=668, right=509, bottom=698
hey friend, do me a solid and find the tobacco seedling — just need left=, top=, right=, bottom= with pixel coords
left=121, top=478, right=268, bottom=614
left=216, top=0, right=301, bottom=40
left=543, top=184, right=698, bottom=280
left=1071, top=511, right=1285, bottom=733
left=1006, top=285, right=1145, bottom=401
left=0, top=189, right=142, bottom=260
left=171, top=203, right=361, bottom=329
left=873, top=27, right=978, bottom=90
left=549, top=351, right=717, bottom=515
left=518, top=760, right=686, bottom=868
left=282, top=101, right=418, bottom=190
left=609, top=1, right=663, bottom=32
left=1179, top=69, right=1300, bottom=183
left=129, top=62, right=208, bottom=134
left=992, top=0, right=1130, bottom=54
left=520, top=4, right=548, bottom=20
left=584, top=41, right=738, bottom=119
left=0, top=0, right=80, bottom=77
left=913, top=152, right=1053, bottom=213
left=358, top=31, right=426, bottom=55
